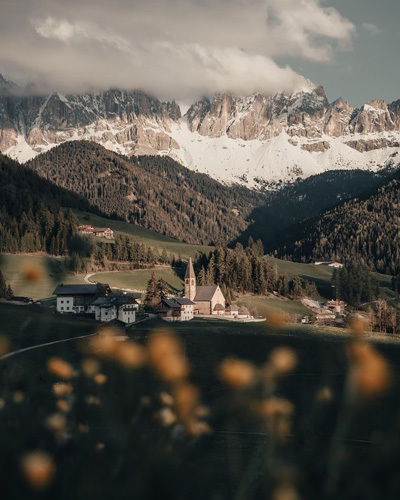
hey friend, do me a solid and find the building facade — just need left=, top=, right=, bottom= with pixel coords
left=184, top=258, right=226, bottom=315
left=157, top=297, right=195, bottom=322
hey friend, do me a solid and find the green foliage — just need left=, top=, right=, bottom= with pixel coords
left=332, top=262, right=380, bottom=305
left=196, top=241, right=316, bottom=299
left=27, top=141, right=264, bottom=246
left=0, top=270, right=13, bottom=299
left=0, top=154, right=84, bottom=255
left=277, top=173, right=400, bottom=275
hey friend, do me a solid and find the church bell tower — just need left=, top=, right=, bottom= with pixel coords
left=184, top=257, right=196, bottom=301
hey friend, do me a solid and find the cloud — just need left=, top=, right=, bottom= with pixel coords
left=0, top=0, right=357, bottom=100
left=362, top=22, right=381, bottom=36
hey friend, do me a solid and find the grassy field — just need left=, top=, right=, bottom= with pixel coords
left=266, top=257, right=397, bottom=301
left=0, top=254, right=185, bottom=299
left=236, top=294, right=309, bottom=319
left=88, top=267, right=184, bottom=293
left=73, top=209, right=213, bottom=259
left=0, top=254, right=85, bottom=300
left=2, top=306, right=400, bottom=499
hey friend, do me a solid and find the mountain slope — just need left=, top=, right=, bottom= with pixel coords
left=1, top=78, right=400, bottom=188
left=0, top=153, right=92, bottom=254
left=276, top=172, right=400, bottom=274
left=236, top=167, right=400, bottom=252
left=27, top=141, right=264, bottom=246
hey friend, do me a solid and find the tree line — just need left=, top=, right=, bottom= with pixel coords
left=194, top=238, right=318, bottom=303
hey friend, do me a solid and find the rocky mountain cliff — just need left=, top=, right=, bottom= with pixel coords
left=1, top=75, right=400, bottom=188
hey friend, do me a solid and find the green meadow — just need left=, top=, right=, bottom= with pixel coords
left=73, top=209, right=213, bottom=259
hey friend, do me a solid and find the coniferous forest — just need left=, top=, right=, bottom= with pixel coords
left=27, top=141, right=264, bottom=246
left=276, top=174, right=400, bottom=275
left=0, top=154, right=92, bottom=254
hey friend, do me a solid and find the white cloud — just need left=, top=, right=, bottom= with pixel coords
left=362, top=22, right=381, bottom=36
left=0, top=0, right=357, bottom=99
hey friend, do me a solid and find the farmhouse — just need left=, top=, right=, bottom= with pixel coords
left=77, top=225, right=114, bottom=239
left=53, top=284, right=110, bottom=314
left=312, top=258, right=343, bottom=268
left=92, top=295, right=139, bottom=324
left=184, top=258, right=226, bottom=315
left=157, top=297, right=195, bottom=322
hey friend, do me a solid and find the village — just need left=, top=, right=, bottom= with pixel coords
left=52, top=258, right=264, bottom=326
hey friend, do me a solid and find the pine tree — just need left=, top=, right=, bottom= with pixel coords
left=145, top=272, right=160, bottom=311
left=157, top=278, right=169, bottom=299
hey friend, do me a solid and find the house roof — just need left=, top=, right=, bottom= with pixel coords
left=174, top=297, right=195, bottom=306
left=92, top=295, right=137, bottom=307
left=184, top=257, right=196, bottom=280
left=194, top=285, right=218, bottom=301
left=225, top=304, right=239, bottom=312
left=53, top=284, right=98, bottom=296
left=213, top=303, right=225, bottom=311
left=162, top=299, right=181, bottom=309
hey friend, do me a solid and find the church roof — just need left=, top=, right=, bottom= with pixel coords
left=213, top=303, right=225, bottom=311
left=184, top=257, right=196, bottom=280
left=194, top=285, right=218, bottom=301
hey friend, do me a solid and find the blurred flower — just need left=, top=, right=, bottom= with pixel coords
left=21, top=451, right=56, bottom=489
left=52, top=383, right=73, bottom=397
left=56, top=400, right=70, bottom=413
left=348, top=341, right=391, bottom=399
left=46, top=413, right=67, bottom=434
left=259, top=397, right=294, bottom=441
left=269, top=347, right=298, bottom=376
left=89, top=328, right=120, bottom=358
left=0, top=398, right=5, bottom=410
left=266, top=312, right=288, bottom=329
left=315, top=386, right=333, bottom=403
left=13, top=391, right=24, bottom=404
left=81, top=358, right=100, bottom=378
left=157, top=407, right=177, bottom=427
left=85, top=395, right=101, bottom=406
left=96, top=443, right=105, bottom=451
left=94, top=374, right=107, bottom=385
left=148, top=334, right=189, bottom=383
left=349, top=316, right=368, bottom=335
left=174, top=383, right=199, bottom=423
left=22, top=265, right=42, bottom=283
left=47, top=358, right=73, bottom=379
left=273, top=483, right=300, bottom=500
left=114, top=342, right=147, bottom=369
left=0, top=335, right=10, bottom=356
left=219, top=358, right=256, bottom=389
left=186, top=420, right=213, bottom=437
left=160, top=392, right=174, bottom=407
left=78, top=424, right=89, bottom=433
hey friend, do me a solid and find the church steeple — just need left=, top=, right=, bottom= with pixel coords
left=184, top=257, right=196, bottom=300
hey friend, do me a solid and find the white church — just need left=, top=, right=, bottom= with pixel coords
left=184, top=258, right=226, bottom=315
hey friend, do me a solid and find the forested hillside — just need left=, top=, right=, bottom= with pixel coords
left=0, top=154, right=92, bottom=254
left=237, top=168, right=399, bottom=251
left=27, top=141, right=264, bottom=246
left=277, top=174, right=400, bottom=275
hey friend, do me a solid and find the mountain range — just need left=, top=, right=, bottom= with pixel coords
left=1, top=74, right=400, bottom=188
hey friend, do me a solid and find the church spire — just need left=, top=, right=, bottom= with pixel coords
left=184, top=257, right=196, bottom=300
left=185, top=257, right=195, bottom=280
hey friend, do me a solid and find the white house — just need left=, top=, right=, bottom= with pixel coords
left=53, top=284, right=103, bottom=314
left=92, top=295, right=139, bottom=324
left=157, top=297, right=195, bottom=322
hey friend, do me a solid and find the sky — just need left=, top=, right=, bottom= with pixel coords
left=0, top=0, right=398, bottom=106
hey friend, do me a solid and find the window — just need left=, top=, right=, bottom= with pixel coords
left=61, top=307, right=64, bottom=311
left=61, top=300, right=64, bottom=304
